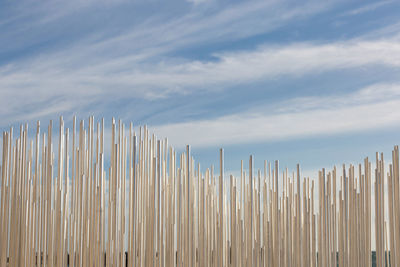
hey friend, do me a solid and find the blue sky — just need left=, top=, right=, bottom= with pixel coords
left=1, top=0, right=400, bottom=176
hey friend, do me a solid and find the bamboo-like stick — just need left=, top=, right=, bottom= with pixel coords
left=0, top=117, right=398, bottom=266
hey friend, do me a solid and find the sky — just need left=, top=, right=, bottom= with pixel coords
left=1, top=0, right=400, bottom=176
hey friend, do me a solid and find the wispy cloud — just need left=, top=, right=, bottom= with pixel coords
left=135, top=40, right=400, bottom=90
left=0, top=0, right=330, bottom=63
left=0, top=0, right=337, bottom=126
left=341, top=0, right=394, bottom=17
left=1, top=37, right=400, bottom=127
left=150, top=83, right=400, bottom=147
left=1, top=0, right=400, bottom=134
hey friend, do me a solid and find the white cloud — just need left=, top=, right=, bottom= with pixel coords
left=186, top=0, right=210, bottom=5
left=1, top=0, right=399, bottom=128
left=0, top=0, right=338, bottom=126
left=1, top=39, right=400, bottom=127
left=140, top=40, right=400, bottom=89
left=341, top=0, right=393, bottom=17
left=150, top=83, right=400, bottom=148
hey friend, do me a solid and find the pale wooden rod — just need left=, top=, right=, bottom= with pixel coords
left=0, top=117, right=397, bottom=266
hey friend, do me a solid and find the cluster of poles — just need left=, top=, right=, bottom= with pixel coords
left=0, top=116, right=399, bottom=266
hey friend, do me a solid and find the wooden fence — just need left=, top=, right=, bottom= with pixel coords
left=0, top=117, right=398, bottom=266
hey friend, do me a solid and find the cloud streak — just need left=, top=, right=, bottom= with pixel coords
left=341, top=0, right=394, bottom=16
left=1, top=39, right=399, bottom=106
left=1, top=0, right=400, bottom=132
left=150, top=83, right=400, bottom=147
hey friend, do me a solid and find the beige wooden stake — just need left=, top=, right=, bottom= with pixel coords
left=219, top=148, right=224, bottom=267
left=0, top=117, right=399, bottom=266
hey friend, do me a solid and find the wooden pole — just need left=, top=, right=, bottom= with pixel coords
left=0, top=117, right=398, bottom=266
